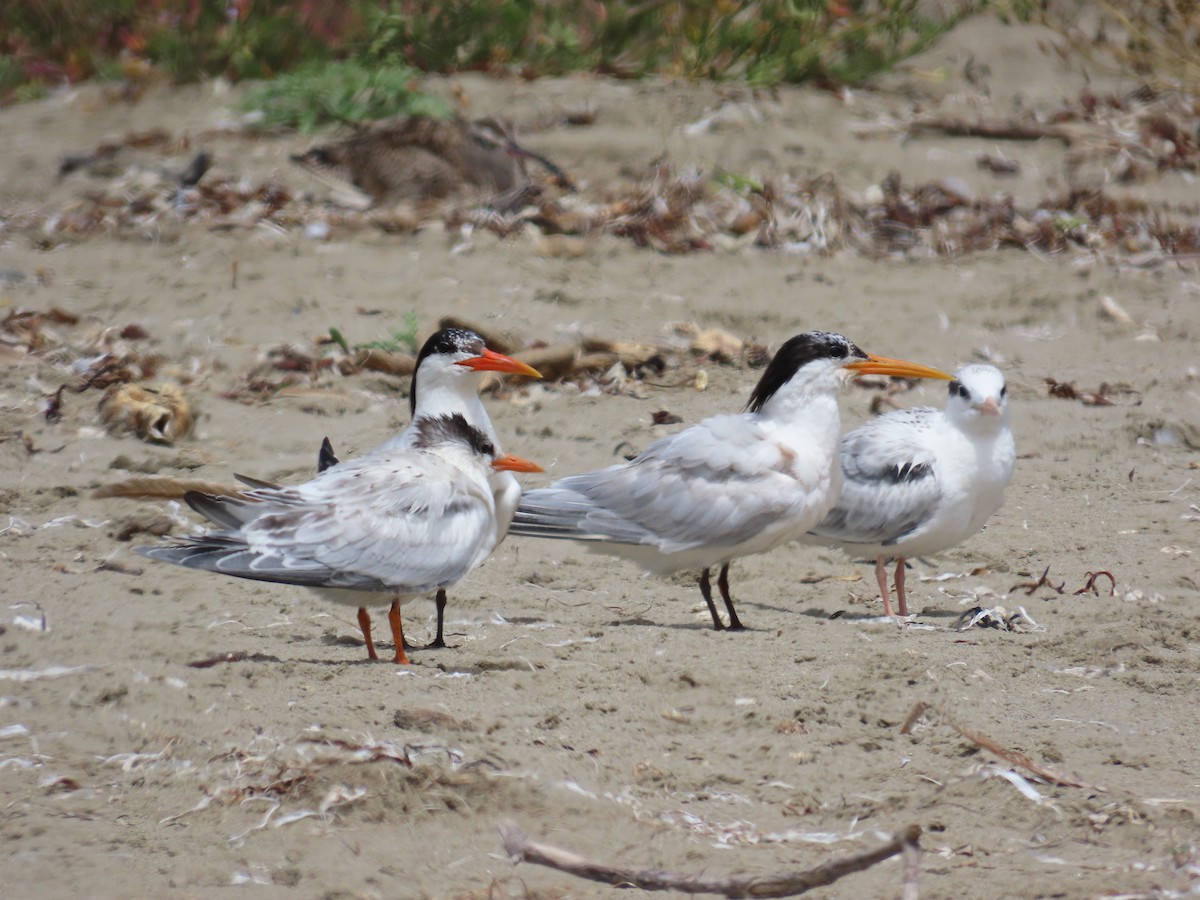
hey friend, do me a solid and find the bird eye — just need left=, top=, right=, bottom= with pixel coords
left=829, top=340, right=847, bottom=359
left=1000, top=385, right=1007, bottom=399
left=949, top=379, right=966, bottom=399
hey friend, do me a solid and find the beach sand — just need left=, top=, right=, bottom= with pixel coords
left=2, top=18, right=1198, bottom=898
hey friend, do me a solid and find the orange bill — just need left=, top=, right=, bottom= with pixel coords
left=845, top=354, right=951, bottom=381
left=456, top=348, right=542, bottom=379
left=491, top=454, right=544, bottom=474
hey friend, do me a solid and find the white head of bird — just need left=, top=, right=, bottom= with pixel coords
left=408, top=328, right=540, bottom=439
left=945, top=364, right=1009, bottom=433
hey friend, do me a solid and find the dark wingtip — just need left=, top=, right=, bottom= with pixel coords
left=318, top=437, right=339, bottom=473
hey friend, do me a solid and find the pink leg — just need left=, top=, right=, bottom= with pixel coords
left=894, top=558, right=909, bottom=617
left=875, top=557, right=896, bottom=617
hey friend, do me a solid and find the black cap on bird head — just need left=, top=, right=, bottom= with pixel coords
left=410, top=328, right=486, bottom=414
left=746, top=332, right=866, bottom=413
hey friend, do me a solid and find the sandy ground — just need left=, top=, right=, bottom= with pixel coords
left=2, top=17, right=1200, bottom=899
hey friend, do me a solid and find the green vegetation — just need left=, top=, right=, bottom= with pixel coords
left=355, top=1, right=977, bottom=85
left=0, top=0, right=361, bottom=92
left=332, top=313, right=421, bottom=355
left=3, top=0, right=981, bottom=108
left=12, top=2, right=1198, bottom=112
left=241, top=60, right=450, bottom=132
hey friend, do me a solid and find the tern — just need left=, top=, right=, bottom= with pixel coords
left=508, top=331, right=951, bottom=630
left=139, top=413, right=541, bottom=663
left=141, top=328, right=541, bottom=662
left=808, top=364, right=1016, bottom=617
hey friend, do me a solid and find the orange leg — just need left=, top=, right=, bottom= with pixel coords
left=357, top=607, right=379, bottom=661
left=388, top=599, right=410, bottom=665
left=874, top=557, right=896, bottom=618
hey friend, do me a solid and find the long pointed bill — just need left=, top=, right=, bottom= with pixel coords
left=456, top=348, right=542, bottom=379
left=491, top=454, right=544, bottom=474
left=844, top=354, right=952, bottom=381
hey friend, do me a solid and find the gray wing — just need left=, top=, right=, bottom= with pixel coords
left=810, top=409, right=942, bottom=547
left=140, top=453, right=493, bottom=593
left=511, top=413, right=821, bottom=554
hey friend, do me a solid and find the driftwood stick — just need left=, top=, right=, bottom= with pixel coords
left=339, top=348, right=416, bottom=377
left=498, top=820, right=920, bottom=898
left=93, top=477, right=250, bottom=501
left=907, top=116, right=1080, bottom=144
left=901, top=702, right=1093, bottom=789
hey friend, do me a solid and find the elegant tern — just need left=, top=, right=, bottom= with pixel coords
left=141, top=328, right=541, bottom=662
left=508, top=331, right=951, bottom=630
left=241, top=328, right=542, bottom=650
left=808, top=363, right=1015, bottom=617
left=140, top=413, right=541, bottom=663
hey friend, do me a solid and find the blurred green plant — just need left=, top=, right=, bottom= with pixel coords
left=240, top=60, right=449, bottom=131
left=358, top=1, right=978, bottom=84
left=3, top=0, right=990, bottom=106
left=338, top=312, right=421, bottom=355
left=0, top=0, right=361, bottom=102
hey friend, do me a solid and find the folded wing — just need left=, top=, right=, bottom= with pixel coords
left=810, top=409, right=942, bottom=547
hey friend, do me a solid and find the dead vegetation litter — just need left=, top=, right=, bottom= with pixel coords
left=8, top=85, right=1200, bottom=266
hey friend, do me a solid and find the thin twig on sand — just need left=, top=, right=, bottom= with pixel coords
left=498, top=820, right=921, bottom=898
left=901, top=702, right=1095, bottom=790
left=906, top=116, right=1080, bottom=144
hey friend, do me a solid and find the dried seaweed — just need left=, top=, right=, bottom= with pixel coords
left=98, top=383, right=194, bottom=443
left=9, top=90, right=1200, bottom=265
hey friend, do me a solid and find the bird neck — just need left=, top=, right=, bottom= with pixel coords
left=759, top=367, right=839, bottom=418
left=954, top=408, right=1011, bottom=440
left=759, top=384, right=843, bottom=447
left=412, top=379, right=499, bottom=445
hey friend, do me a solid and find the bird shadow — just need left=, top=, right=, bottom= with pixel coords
left=798, top=605, right=962, bottom=624
left=606, top=615, right=767, bottom=634
left=798, top=607, right=894, bottom=622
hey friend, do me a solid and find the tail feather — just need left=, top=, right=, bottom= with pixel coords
left=509, top=488, right=650, bottom=545
left=137, top=536, right=386, bottom=591
left=184, top=491, right=259, bottom=529
left=233, top=473, right=279, bottom=491
left=137, top=534, right=247, bottom=570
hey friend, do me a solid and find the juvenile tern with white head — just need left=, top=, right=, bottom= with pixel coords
left=807, top=363, right=1016, bottom=617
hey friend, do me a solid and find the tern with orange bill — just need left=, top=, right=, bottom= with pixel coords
left=140, top=329, right=542, bottom=662
left=508, top=331, right=951, bottom=630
